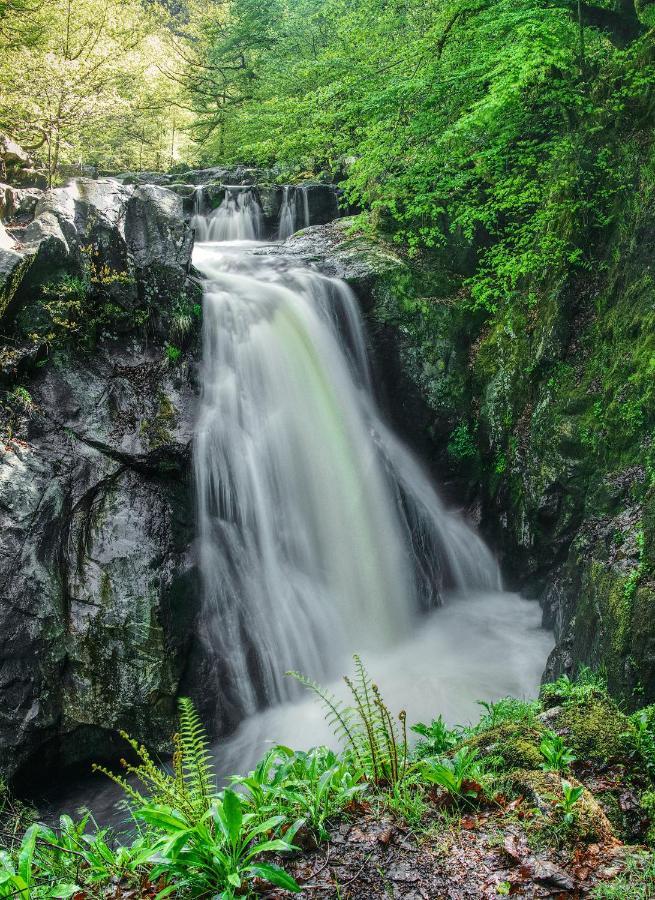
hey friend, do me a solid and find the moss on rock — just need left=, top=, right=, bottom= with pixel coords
left=508, top=769, right=615, bottom=846
left=554, top=698, right=632, bottom=762
left=462, top=722, right=545, bottom=771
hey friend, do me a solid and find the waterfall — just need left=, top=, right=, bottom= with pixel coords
left=192, top=199, right=501, bottom=726
left=298, top=186, right=310, bottom=229
left=278, top=186, right=296, bottom=239
left=278, top=185, right=311, bottom=239
left=192, top=187, right=263, bottom=242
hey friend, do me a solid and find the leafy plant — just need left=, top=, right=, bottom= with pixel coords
left=381, top=773, right=428, bottom=827
left=288, top=655, right=408, bottom=787
left=165, top=342, right=182, bottom=364
left=557, top=779, right=584, bottom=827
left=234, top=745, right=365, bottom=842
left=0, top=824, right=39, bottom=900
left=421, top=747, right=485, bottom=805
left=625, top=706, right=655, bottom=778
left=35, top=815, right=153, bottom=894
left=138, top=791, right=300, bottom=898
left=540, top=667, right=608, bottom=708
left=475, top=697, right=540, bottom=732
left=539, top=731, right=576, bottom=772
left=411, top=716, right=460, bottom=758
left=447, top=422, right=477, bottom=461
left=94, top=696, right=216, bottom=825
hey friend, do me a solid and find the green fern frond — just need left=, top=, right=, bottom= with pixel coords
left=93, top=698, right=217, bottom=824
left=177, top=696, right=215, bottom=815
left=286, top=670, right=364, bottom=769
left=288, top=658, right=408, bottom=787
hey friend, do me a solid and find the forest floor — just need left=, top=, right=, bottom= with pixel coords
left=261, top=801, right=640, bottom=898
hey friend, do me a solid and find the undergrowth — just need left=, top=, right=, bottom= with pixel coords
left=1, top=664, right=654, bottom=898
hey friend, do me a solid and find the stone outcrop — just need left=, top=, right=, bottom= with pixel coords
left=0, top=177, right=202, bottom=782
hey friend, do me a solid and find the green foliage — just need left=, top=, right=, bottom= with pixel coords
left=95, top=698, right=300, bottom=898
left=137, top=793, right=300, bottom=898
left=170, top=296, right=202, bottom=343
left=557, top=779, right=584, bottom=827
left=626, top=705, right=655, bottom=778
left=474, top=697, right=540, bottom=732
left=411, top=716, right=460, bottom=758
left=539, top=731, right=576, bottom=772
left=35, top=815, right=153, bottom=895
left=0, top=0, right=190, bottom=181
left=288, top=654, right=408, bottom=787
left=0, top=825, right=39, bottom=900
left=24, top=252, right=141, bottom=348
left=165, top=342, right=183, bottom=364
left=421, top=746, right=486, bottom=804
left=232, top=745, right=365, bottom=841
left=447, top=422, right=477, bottom=461
left=381, top=773, right=428, bottom=827
left=94, top=695, right=215, bottom=824
left=540, top=667, right=609, bottom=708
left=591, top=851, right=655, bottom=899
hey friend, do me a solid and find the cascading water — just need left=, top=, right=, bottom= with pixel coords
left=33, top=186, right=553, bottom=823
left=278, top=186, right=295, bottom=239
left=278, top=185, right=311, bottom=239
left=192, top=187, right=263, bottom=242
left=191, top=191, right=550, bottom=756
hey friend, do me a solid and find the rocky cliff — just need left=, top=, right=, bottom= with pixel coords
left=0, top=177, right=203, bottom=783
left=0, top=170, right=345, bottom=785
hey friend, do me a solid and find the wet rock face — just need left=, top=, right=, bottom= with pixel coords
left=0, top=177, right=202, bottom=782
left=0, top=350, right=200, bottom=780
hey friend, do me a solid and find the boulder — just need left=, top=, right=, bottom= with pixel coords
left=0, top=136, right=46, bottom=189
left=257, top=217, right=403, bottom=297
left=0, top=135, right=30, bottom=168
left=0, top=220, right=14, bottom=251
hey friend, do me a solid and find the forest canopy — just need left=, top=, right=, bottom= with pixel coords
left=2, top=0, right=655, bottom=304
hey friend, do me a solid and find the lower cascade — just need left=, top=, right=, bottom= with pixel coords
left=191, top=192, right=545, bottom=743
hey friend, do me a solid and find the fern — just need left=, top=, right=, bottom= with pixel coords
left=178, top=696, right=214, bottom=815
left=286, top=670, right=364, bottom=769
left=93, top=697, right=216, bottom=824
left=288, top=655, right=408, bottom=787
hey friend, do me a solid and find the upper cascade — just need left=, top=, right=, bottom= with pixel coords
left=191, top=187, right=263, bottom=242
left=188, top=179, right=340, bottom=243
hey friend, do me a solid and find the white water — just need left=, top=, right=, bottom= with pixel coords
left=34, top=194, right=553, bottom=825
left=191, top=192, right=551, bottom=744
left=192, top=187, right=263, bottom=242
left=278, top=185, right=310, bottom=239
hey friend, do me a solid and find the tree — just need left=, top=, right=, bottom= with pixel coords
left=0, top=0, right=186, bottom=183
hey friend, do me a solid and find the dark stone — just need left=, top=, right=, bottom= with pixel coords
left=0, top=176, right=202, bottom=783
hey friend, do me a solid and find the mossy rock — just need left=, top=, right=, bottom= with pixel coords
left=462, top=722, right=545, bottom=771
left=508, top=769, right=615, bottom=846
left=554, top=698, right=632, bottom=762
